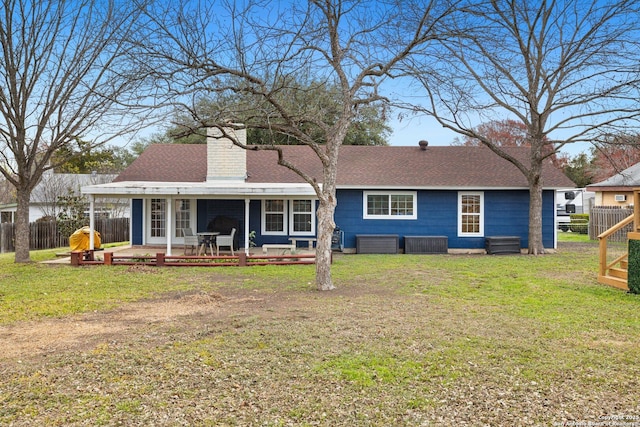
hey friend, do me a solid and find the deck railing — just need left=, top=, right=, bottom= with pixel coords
left=597, top=214, right=632, bottom=290
left=596, top=188, right=640, bottom=290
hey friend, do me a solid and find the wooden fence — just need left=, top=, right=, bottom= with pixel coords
left=0, top=218, right=129, bottom=253
left=589, top=206, right=634, bottom=242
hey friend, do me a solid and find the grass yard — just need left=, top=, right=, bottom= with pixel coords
left=0, top=242, right=638, bottom=426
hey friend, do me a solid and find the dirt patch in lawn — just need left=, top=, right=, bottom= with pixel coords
left=0, top=283, right=371, bottom=362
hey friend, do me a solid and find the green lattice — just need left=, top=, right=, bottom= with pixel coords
left=627, top=239, right=640, bottom=294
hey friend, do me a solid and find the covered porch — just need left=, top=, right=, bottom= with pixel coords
left=81, top=181, right=319, bottom=256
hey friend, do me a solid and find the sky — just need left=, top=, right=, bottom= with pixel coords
left=113, top=0, right=625, bottom=161
left=386, top=114, right=593, bottom=157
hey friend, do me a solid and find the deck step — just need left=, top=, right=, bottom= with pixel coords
left=609, top=267, right=628, bottom=279
left=598, top=274, right=629, bottom=291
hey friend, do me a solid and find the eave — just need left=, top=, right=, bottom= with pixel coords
left=81, top=181, right=318, bottom=198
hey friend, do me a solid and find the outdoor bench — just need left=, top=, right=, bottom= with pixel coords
left=262, top=243, right=296, bottom=254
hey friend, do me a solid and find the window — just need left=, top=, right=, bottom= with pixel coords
left=458, top=192, right=484, bottom=236
left=262, top=199, right=316, bottom=235
left=290, top=200, right=314, bottom=235
left=262, top=199, right=286, bottom=234
left=363, top=192, right=417, bottom=219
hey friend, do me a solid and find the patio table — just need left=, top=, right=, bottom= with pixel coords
left=197, top=232, right=219, bottom=256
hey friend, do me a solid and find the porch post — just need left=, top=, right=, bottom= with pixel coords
left=89, top=195, right=95, bottom=250
left=244, top=198, right=250, bottom=255
left=166, top=197, right=173, bottom=256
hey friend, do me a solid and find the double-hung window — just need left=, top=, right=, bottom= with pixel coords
left=290, top=200, right=313, bottom=235
left=363, top=191, right=417, bottom=219
left=458, top=192, right=484, bottom=236
left=262, top=199, right=316, bottom=235
left=263, top=199, right=286, bottom=234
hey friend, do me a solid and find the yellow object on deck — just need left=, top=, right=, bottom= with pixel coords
left=69, top=226, right=101, bottom=252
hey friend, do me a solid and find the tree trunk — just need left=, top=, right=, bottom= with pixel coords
left=527, top=168, right=545, bottom=255
left=315, top=189, right=337, bottom=291
left=14, top=188, right=32, bottom=263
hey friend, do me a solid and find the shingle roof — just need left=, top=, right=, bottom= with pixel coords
left=115, top=143, right=573, bottom=188
left=587, top=161, right=640, bottom=189
left=114, top=144, right=207, bottom=182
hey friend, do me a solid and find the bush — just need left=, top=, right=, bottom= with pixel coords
left=569, top=213, right=589, bottom=234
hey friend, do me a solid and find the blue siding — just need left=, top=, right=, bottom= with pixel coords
left=131, top=199, right=143, bottom=245
left=197, top=199, right=246, bottom=241
left=542, top=190, right=555, bottom=248
left=128, top=190, right=557, bottom=250
left=334, top=189, right=555, bottom=250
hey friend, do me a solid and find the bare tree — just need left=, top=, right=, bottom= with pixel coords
left=141, top=0, right=456, bottom=290
left=402, top=0, right=640, bottom=254
left=0, top=0, right=152, bottom=262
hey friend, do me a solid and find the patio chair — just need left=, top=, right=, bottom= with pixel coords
left=216, top=228, right=236, bottom=256
left=181, top=228, right=199, bottom=255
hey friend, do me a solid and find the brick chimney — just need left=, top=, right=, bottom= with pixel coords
left=206, top=126, right=247, bottom=182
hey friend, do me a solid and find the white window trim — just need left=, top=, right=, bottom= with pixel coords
left=289, top=200, right=316, bottom=236
left=363, top=191, right=417, bottom=220
left=262, top=199, right=317, bottom=236
left=458, top=191, right=484, bottom=237
left=261, top=199, right=288, bottom=236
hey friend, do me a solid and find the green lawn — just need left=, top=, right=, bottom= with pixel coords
left=557, top=230, right=595, bottom=243
left=0, top=243, right=638, bottom=425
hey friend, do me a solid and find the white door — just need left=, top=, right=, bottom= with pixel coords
left=146, top=198, right=195, bottom=245
left=174, top=199, right=194, bottom=243
left=146, top=198, right=166, bottom=245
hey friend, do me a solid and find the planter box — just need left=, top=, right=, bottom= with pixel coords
left=485, top=236, right=521, bottom=255
left=404, top=236, right=448, bottom=254
left=356, top=234, right=399, bottom=254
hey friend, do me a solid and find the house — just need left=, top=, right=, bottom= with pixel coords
left=0, top=171, right=129, bottom=223
left=81, top=128, right=574, bottom=254
left=0, top=178, right=16, bottom=223
left=586, top=162, right=640, bottom=207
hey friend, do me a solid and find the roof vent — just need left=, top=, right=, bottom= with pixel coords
left=418, top=140, right=429, bottom=150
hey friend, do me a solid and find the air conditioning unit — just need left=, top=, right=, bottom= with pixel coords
left=614, top=194, right=627, bottom=202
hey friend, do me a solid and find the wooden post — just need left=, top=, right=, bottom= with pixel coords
left=104, top=252, right=113, bottom=266
left=156, top=253, right=165, bottom=267
left=71, top=251, right=82, bottom=266
left=238, top=252, right=247, bottom=267
left=634, top=189, right=640, bottom=232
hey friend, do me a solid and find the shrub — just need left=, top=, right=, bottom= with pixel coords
left=569, top=213, right=589, bottom=234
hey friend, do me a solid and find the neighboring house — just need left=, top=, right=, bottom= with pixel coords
left=82, top=128, right=573, bottom=254
left=0, top=171, right=129, bottom=223
left=0, top=203, right=16, bottom=223
left=0, top=179, right=16, bottom=223
left=586, top=162, right=640, bottom=207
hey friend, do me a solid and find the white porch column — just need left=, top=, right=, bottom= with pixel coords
left=166, top=197, right=173, bottom=255
left=89, top=195, right=95, bottom=250
left=244, top=198, right=250, bottom=255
